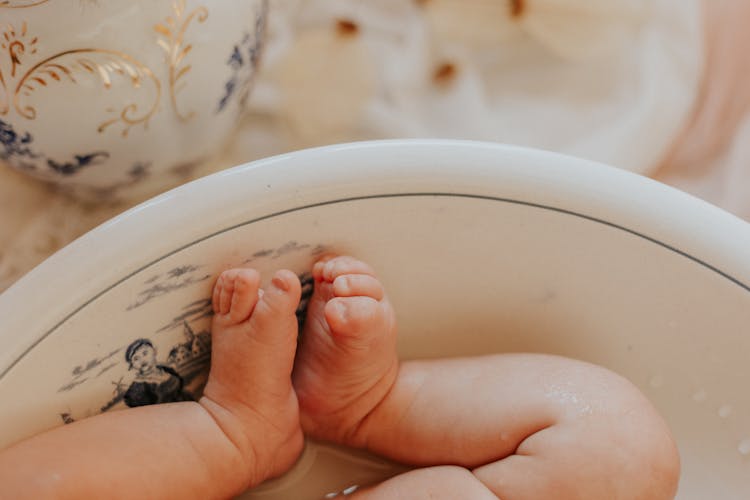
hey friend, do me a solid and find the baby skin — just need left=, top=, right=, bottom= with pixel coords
left=0, top=255, right=679, bottom=499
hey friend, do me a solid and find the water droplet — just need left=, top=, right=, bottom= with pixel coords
left=718, top=405, right=732, bottom=418
left=692, top=390, right=707, bottom=403
left=738, top=438, right=750, bottom=456
left=325, top=485, right=360, bottom=497
left=649, top=375, right=664, bottom=389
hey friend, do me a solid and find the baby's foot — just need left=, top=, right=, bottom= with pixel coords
left=201, top=268, right=303, bottom=485
left=293, top=256, right=399, bottom=446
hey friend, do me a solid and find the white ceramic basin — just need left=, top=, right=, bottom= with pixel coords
left=0, top=140, right=748, bottom=498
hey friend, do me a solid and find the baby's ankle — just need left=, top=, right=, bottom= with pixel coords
left=299, top=358, right=400, bottom=448
left=199, top=392, right=304, bottom=488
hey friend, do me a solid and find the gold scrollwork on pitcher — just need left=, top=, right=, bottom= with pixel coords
left=15, top=50, right=161, bottom=137
left=2, top=22, right=37, bottom=78
left=1, top=1, right=209, bottom=136
left=0, top=22, right=161, bottom=137
left=0, top=22, right=37, bottom=116
left=155, top=0, right=208, bottom=122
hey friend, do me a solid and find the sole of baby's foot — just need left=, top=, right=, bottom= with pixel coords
left=201, top=268, right=304, bottom=487
left=293, top=255, right=399, bottom=446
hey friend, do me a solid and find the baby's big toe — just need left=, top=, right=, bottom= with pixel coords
left=324, top=296, right=389, bottom=343
left=248, top=270, right=302, bottom=337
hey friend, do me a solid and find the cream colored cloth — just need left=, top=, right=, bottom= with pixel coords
left=660, top=114, right=750, bottom=223
left=0, top=0, right=717, bottom=292
left=654, top=0, right=750, bottom=223
left=242, top=0, right=701, bottom=172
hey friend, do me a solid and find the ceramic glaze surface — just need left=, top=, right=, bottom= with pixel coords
left=0, top=0, right=266, bottom=200
left=0, top=141, right=748, bottom=499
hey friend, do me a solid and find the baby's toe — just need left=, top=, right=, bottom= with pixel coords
left=332, top=273, right=385, bottom=301
left=212, top=269, right=261, bottom=325
left=324, top=296, right=387, bottom=342
left=248, top=270, right=302, bottom=338
left=214, top=269, right=238, bottom=315
left=314, top=255, right=376, bottom=283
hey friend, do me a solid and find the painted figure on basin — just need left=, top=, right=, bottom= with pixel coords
left=122, top=338, right=192, bottom=407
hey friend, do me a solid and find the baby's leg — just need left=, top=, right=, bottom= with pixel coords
left=203, top=268, right=304, bottom=483
left=359, top=355, right=678, bottom=499
left=294, top=255, right=679, bottom=499
left=0, top=268, right=303, bottom=499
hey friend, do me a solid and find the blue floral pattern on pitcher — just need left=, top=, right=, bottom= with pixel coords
left=0, top=118, right=109, bottom=177
left=0, top=118, right=38, bottom=162
left=216, top=1, right=267, bottom=113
